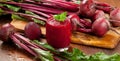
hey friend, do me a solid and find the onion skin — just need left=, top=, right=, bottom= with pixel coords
left=0, top=23, right=15, bottom=41
left=24, top=22, right=41, bottom=40
left=110, top=8, right=120, bottom=26
left=92, top=18, right=109, bottom=37
left=46, top=16, right=71, bottom=48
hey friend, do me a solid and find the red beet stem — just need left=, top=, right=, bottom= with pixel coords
left=41, top=0, right=79, bottom=12
left=4, top=10, right=47, bottom=21
left=10, top=35, right=37, bottom=56
left=14, top=33, right=37, bottom=48
left=77, top=28, right=92, bottom=33
left=1, top=2, right=67, bottom=14
left=22, top=8, right=50, bottom=18
left=95, top=1, right=114, bottom=13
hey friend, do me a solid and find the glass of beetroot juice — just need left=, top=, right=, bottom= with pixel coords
left=46, top=12, right=71, bottom=51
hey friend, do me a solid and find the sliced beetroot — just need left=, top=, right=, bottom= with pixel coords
left=24, top=22, right=41, bottom=40
left=0, top=23, right=15, bottom=41
left=46, top=16, right=71, bottom=49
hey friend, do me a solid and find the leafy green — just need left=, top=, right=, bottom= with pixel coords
left=6, top=4, right=20, bottom=12
left=11, top=14, right=26, bottom=20
left=0, top=4, right=20, bottom=12
left=0, top=8, right=4, bottom=13
left=25, top=11, right=45, bottom=25
left=33, top=40, right=120, bottom=61
left=0, top=8, right=4, bottom=15
left=25, top=11, right=36, bottom=15
left=54, top=12, right=67, bottom=22
left=74, top=0, right=81, bottom=4
left=89, top=52, right=120, bottom=61
left=32, top=48, right=54, bottom=61
left=33, top=18, right=45, bottom=25
left=33, top=40, right=55, bottom=52
left=60, top=48, right=88, bottom=61
left=61, top=49, right=120, bottom=61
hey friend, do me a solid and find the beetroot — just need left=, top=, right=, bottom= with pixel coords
left=68, top=14, right=85, bottom=31
left=79, top=0, right=96, bottom=18
left=0, top=23, right=15, bottom=41
left=24, top=22, right=41, bottom=40
left=110, top=8, right=120, bottom=26
left=92, top=17, right=110, bottom=36
left=93, top=10, right=105, bottom=21
left=68, top=14, right=92, bottom=31
left=46, top=16, right=71, bottom=48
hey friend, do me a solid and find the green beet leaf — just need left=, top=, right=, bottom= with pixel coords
left=6, top=4, right=20, bottom=12
left=33, top=18, right=45, bottom=25
left=32, top=48, right=54, bottom=61
left=25, top=11, right=45, bottom=25
left=54, top=12, right=67, bottom=22
left=89, top=52, right=120, bottom=61
left=74, top=0, right=81, bottom=4
left=11, top=14, right=26, bottom=20
left=33, top=40, right=55, bottom=52
left=60, top=48, right=88, bottom=61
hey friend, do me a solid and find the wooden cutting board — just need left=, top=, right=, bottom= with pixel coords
left=11, top=19, right=120, bottom=49
left=71, top=29, right=120, bottom=49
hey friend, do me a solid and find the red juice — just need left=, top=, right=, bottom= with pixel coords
left=46, top=17, right=71, bottom=49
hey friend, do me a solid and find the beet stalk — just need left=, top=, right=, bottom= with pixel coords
left=10, top=35, right=37, bottom=56
left=0, top=23, right=63, bottom=61
left=95, top=1, right=114, bottom=13
left=32, top=0, right=79, bottom=12
left=0, top=6, right=47, bottom=21
left=68, top=14, right=92, bottom=32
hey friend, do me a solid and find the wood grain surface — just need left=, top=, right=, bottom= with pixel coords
left=0, top=0, right=120, bottom=61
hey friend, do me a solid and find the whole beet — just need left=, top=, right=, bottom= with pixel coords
left=0, top=23, right=15, bottom=41
left=92, top=17, right=110, bottom=37
left=24, top=22, right=41, bottom=40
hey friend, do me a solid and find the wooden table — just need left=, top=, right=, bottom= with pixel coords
left=0, top=0, right=120, bottom=61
